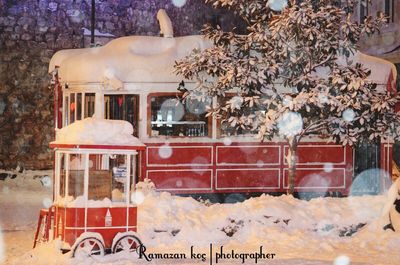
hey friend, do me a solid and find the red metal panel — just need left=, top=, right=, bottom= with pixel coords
left=65, top=208, right=85, bottom=227
left=147, top=146, right=212, bottom=166
left=147, top=169, right=212, bottom=190
left=217, top=145, right=280, bottom=165
left=216, top=169, right=280, bottom=190
left=283, top=168, right=345, bottom=189
left=285, top=145, right=346, bottom=165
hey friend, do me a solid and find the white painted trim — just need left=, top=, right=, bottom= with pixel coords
left=65, top=226, right=137, bottom=230
left=53, top=149, right=139, bottom=155
left=283, top=145, right=346, bottom=165
left=126, top=154, right=131, bottom=232
left=146, top=169, right=213, bottom=191
left=216, top=145, right=281, bottom=166
left=146, top=145, right=213, bottom=167
left=215, top=168, right=281, bottom=190
left=282, top=168, right=346, bottom=189
left=83, top=153, right=89, bottom=232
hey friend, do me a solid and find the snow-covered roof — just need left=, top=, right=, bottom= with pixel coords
left=51, top=118, right=145, bottom=148
left=49, top=34, right=396, bottom=88
left=49, top=35, right=212, bottom=84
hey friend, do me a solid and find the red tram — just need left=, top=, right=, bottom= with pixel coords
left=47, top=32, right=397, bottom=197
left=33, top=19, right=399, bottom=257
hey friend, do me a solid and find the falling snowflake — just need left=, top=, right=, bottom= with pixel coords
left=333, top=255, right=351, bottom=265
left=277, top=112, right=303, bottom=137
left=42, top=197, right=52, bottom=209
left=324, top=162, right=334, bottom=173
left=268, top=0, right=288, bottom=11
left=41, top=175, right=52, bottom=187
left=172, top=0, right=187, bottom=8
left=223, top=137, right=232, bottom=146
left=104, top=67, right=115, bottom=79
left=229, top=96, right=244, bottom=110
left=159, top=144, right=173, bottom=159
left=131, top=191, right=145, bottom=205
left=342, top=109, right=355, bottom=122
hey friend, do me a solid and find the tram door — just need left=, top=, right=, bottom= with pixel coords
left=104, top=94, right=139, bottom=137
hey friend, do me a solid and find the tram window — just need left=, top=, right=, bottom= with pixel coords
left=104, top=95, right=139, bottom=136
left=110, top=155, right=130, bottom=202
left=87, top=154, right=112, bottom=201
left=84, top=93, right=95, bottom=118
left=64, top=95, right=69, bottom=126
left=70, top=93, right=75, bottom=124
left=76, top=93, right=82, bottom=120
left=59, top=154, right=85, bottom=199
left=149, top=94, right=210, bottom=137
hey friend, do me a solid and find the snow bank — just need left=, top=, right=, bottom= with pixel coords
left=51, top=118, right=145, bottom=147
left=4, top=178, right=400, bottom=265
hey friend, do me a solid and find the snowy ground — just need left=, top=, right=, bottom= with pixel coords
left=0, top=170, right=399, bottom=265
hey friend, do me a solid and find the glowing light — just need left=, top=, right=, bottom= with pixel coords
left=333, top=255, right=351, bottom=265
left=42, top=197, right=53, bottom=209
left=172, top=0, right=187, bottom=8
left=131, top=191, right=145, bottom=205
left=342, top=109, right=355, bottom=122
left=159, top=144, right=173, bottom=159
left=277, top=112, right=303, bottom=138
left=268, top=0, right=288, bottom=11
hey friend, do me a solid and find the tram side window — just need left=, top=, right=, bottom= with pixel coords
left=84, top=93, right=95, bottom=118
left=104, top=95, right=139, bottom=136
left=60, top=154, right=85, bottom=200
left=64, top=93, right=95, bottom=126
left=149, top=94, right=210, bottom=137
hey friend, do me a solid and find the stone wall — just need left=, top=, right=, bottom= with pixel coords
left=0, top=0, right=243, bottom=170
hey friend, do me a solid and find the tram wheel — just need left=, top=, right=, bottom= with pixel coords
left=112, top=235, right=142, bottom=254
left=72, top=237, right=105, bottom=258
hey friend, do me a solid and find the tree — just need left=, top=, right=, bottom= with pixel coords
left=174, top=0, right=400, bottom=194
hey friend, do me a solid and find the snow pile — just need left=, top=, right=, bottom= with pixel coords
left=52, top=118, right=145, bottom=146
left=49, top=35, right=212, bottom=84
left=4, top=178, right=400, bottom=265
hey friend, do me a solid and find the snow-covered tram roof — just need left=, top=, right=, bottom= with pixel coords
left=49, top=34, right=396, bottom=90
left=50, top=118, right=145, bottom=149
left=49, top=35, right=212, bottom=85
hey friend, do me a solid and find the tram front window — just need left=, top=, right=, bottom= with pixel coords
left=87, top=154, right=133, bottom=203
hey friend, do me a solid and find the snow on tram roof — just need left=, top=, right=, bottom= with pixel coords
left=48, top=35, right=212, bottom=84
left=48, top=34, right=396, bottom=87
left=51, top=118, right=145, bottom=148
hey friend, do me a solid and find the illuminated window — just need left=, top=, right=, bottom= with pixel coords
left=149, top=94, right=210, bottom=137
